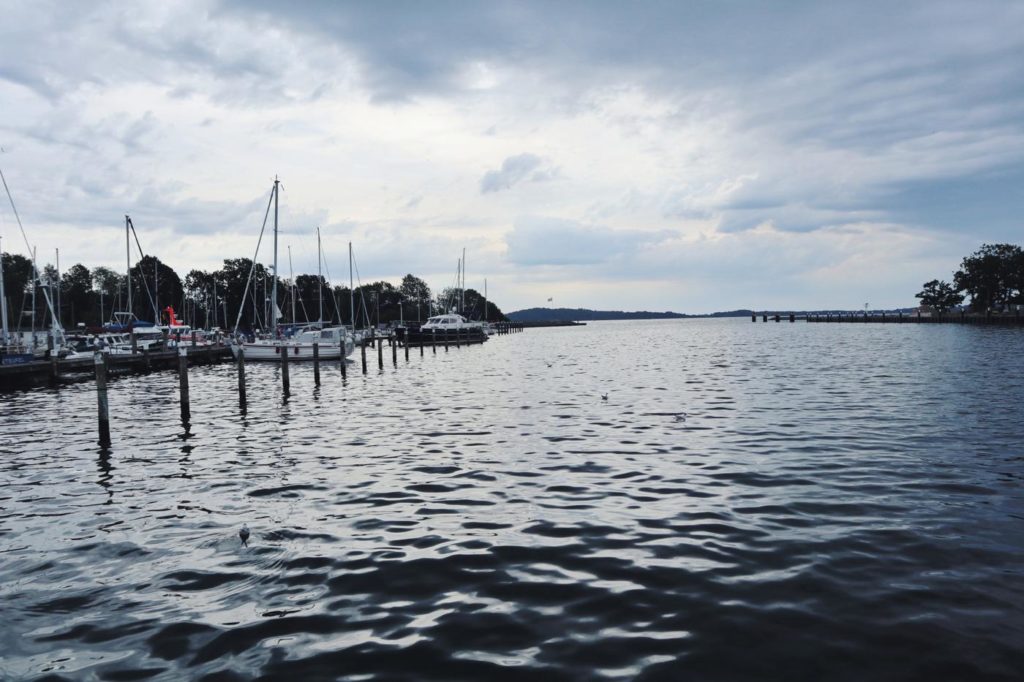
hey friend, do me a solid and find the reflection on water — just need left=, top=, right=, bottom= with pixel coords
left=1, top=319, right=1023, bottom=680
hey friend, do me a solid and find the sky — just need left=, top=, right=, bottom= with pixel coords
left=1, top=0, right=1022, bottom=313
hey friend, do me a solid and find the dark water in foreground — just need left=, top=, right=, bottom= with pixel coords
left=2, top=319, right=1023, bottom=681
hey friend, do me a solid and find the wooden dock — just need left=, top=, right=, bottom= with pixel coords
left=0, top=344, right=233, bottom=389
left=804, top=311, right=1024, bottom=326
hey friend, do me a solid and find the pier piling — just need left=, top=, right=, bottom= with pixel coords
left=340, top=351, right=347, bottom=379
left=281, top=343, right=291, bottom=395
left=178, top=347, right=190, bottom=422
left=237, top=346, right=247, bottom=409
left=432, top=331, right=437, bottom=354
left=313, top=342, right=321, bottom=386
left=405, top=339, right=410, bottom=362
left=95, top=352, right=111, bottom=446
left=361, top=343, right=367, bottom=374
left=392, top=338, right=397, bottom=366
left=378, top=339, right=384, bottom=370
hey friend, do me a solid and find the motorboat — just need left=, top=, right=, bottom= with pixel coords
left=232, top=325, right=355, bottom=361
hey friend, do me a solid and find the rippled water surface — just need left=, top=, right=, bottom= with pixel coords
left=2, top=319, right=1023, bottom=681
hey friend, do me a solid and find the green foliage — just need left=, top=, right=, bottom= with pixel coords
left=60, top=264, right=93, bottom=325
left=4, top=250, right=509, bottom=331
left=915, top=279, right=964, bottom=313
left=953, top=243, right=1023, bottom=311
left=2, top=252, right=33, bottom=297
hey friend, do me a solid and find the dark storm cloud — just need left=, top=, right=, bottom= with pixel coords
left=220, top=0, right=1024, bottom=237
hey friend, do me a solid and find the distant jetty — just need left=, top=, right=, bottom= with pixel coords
left=507, top=307, right=753, bottom=322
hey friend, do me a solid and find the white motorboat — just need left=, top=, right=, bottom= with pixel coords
left=420, top=313, right=483, bottom=332
left=232, top=325, right=354, bottom=361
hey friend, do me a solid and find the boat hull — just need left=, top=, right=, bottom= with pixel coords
left=231, top=341, right=353, bottom=361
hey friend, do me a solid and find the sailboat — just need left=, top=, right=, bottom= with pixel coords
left=230, top=178, right=354, bottom=362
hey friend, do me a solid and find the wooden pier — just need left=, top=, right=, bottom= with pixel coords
left=0, top=344, right=232, bottom=389
left=805, top=310, right=1024, bottom=326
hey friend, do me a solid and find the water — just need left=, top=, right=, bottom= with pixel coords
left=2, top=319, right=1022, bottom=681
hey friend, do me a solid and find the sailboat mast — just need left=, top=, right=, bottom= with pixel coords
left=288, top=245, right=296, bottom=324
left=484, top=278, right=487, bottom=323
left=154, top=255, right=160, bottom=323
left=461, top=247, right=466, bottom=314
left=0, top=236, right=8, bottom=345
left=31, top=246, right=36, bottom=337
left=317, top=226, right=323, bottom=326
left=126, top=215, right=132, bottom=318
left=55, top=248, right=60, bottom=328
left=271, top=177, right=279, bottom=337
left=349, top=241, right=354, bottom=331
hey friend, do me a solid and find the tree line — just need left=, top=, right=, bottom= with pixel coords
left=1, top=252, right=507, bottom=332
left=916, top=244, right=1024, bottom=313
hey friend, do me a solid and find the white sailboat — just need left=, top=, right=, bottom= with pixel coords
left=230, top=177, right=354, bottom=362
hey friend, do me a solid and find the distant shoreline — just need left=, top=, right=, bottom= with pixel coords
left=507, top=307, right=928, bottom=323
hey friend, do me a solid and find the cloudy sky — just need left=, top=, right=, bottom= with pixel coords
left=1, top=1, right=1021, bottom=313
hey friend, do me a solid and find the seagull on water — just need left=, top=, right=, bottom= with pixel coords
left=601, top=393, right=608, bottom=401
left=239, top=524, right=250, bottom=546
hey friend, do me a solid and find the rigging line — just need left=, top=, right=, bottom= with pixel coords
left=127, top=218, right=159, bottom=320
left=0, top=165, right=61, bottom=333
left=319, top=239, right=345, bottom=324
left=233, top=183, right=276, bottom=334
left=351, top=250, right=373, bottom=328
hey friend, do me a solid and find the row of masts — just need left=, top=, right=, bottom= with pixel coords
left=1, top=173, right=491, bottom=347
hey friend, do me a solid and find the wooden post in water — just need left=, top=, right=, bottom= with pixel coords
left=281, top=344, right=291, bottom=395
left=340, top=350, right=347, bottom=379
left=432, top=330, right=437, bottom=354
left=419, top=340, right=423, bottom=357
left=789, top=313, right=795, bottom=323
left=162, top=328, right=169, bottom=350
left=178, top=346, right=190, bottom=422
left=361, top=343, right=367, bottom=374
left=751, top=313, right=756, bottom=322
left=47, top=334, right=58, bottom=381
left=313, top=341, right=321, bottom=386
left=392, top=337, right=397, bottom=366
left=405, top=339, right=410, bottom=361
left=95, top=352, right=111, bottom=446
left=191, top=330, right=197, bottom=347
left=131, top=332, right=138, bottom=354
left=377, top=338, right=384, bottom=370
left=237, top=346, right=247, bottom=409
left=444, top=331, right=449, bottom=352
left=762, top=313, right=768, bottom=322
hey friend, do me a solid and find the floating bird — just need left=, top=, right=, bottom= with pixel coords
left=674, top=413, right=688, bottom=422
left=239, top=524, right=250, bottom=546
left=601, top=393, right=608, bottom=401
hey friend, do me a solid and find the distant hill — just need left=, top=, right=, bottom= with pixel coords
left=507, top=307, right=755, bottom=322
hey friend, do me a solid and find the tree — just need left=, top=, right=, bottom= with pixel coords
left=60, top=263, right=93, bottom=325
left=954, top=243, right=1023, bottom=311
left=92, top=267, right=124, bottom=324
left=400, top=274, right=431, bottom=306
left=128, top=255, right=183, bottom=322
left=2, top=252, right=33, bottom=298
left=915, top=279, right=964, bottom=313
